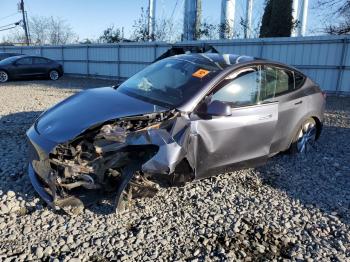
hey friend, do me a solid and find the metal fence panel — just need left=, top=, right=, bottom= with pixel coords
left=89, top=62, right=118, bottom=78
left=42, top=48, right=62, bottom=60
left=1, top=36, right=349, bottom=94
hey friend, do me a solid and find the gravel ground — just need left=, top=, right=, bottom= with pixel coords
left=0, top=77, right=349, bottom=261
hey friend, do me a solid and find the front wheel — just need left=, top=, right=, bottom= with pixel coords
left=289, top=118, right=317, bottom=154
left=49, top=70, right=60, bottom=81
left=0, top=71, right=9, bottom=83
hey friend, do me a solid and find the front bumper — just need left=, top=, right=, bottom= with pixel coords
left=27, top=125, right=57, bottom=207
left=28, top=163, right=55, bottom=208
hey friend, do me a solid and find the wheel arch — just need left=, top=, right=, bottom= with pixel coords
left=0, top=68, right=10, bottom=75
left=311, top=115, right=322, bottom=140
left=287, top=114, right=322, bottom=151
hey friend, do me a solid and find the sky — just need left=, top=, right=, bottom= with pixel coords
left=0, top=0, right=334, bottom=42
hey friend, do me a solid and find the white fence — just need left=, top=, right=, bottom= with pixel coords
left=1, top=35, right=350, bottom=94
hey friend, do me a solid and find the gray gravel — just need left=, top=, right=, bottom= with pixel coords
left=0, top=77, right=349, bottom=261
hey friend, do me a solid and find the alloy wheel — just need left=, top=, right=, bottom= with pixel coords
left=49, top=70, right=59, bottom=81
left=296, top=120, right=317, bottom=153
left=0, top=71, right=8, bottom=83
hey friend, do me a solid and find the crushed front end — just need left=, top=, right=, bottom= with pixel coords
left=27, top=111, right=194, bottom=213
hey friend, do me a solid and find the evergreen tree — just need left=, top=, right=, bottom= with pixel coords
left=260, top=0, right=293, bottom=37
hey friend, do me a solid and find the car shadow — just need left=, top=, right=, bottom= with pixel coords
left=0, top=111, right=43, bottom=215
left=256, top=100, right=350, bottom=225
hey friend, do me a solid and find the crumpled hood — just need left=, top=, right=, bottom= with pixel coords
left=36, top=87, right=167, bottom=143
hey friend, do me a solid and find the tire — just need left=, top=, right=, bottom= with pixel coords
left=289, top=118, right=317, bottom=154
left=0, top=70, right=9, bottom=83
left=49, top=70, right=60, bottom=81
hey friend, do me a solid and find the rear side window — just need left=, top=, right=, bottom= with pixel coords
left=260, top=66, right=277, bottom=100
left=294, top=72, right=306, bottom=89
left=275, top=69, right=294, bottom=96
left=17, top=57, right=32, bottom=65
left=33, top=57, right=49, bottom=64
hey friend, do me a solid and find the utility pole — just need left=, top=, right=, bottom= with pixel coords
left=220, top=0, right=235, bottom=39
left=183, top=0, right=202, bottom=41
left=19, top=0, right=30, bottom=45
left=291, top=0, right=299, bottom=36
left=244, top=0, right=253, bottom=39
left=148, top=0, right=156, bottom=41
left=298, top=0, right=309, bottom=36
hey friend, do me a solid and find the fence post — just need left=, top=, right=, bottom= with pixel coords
left=86, top=45, right=90, bottom=77
left=61, top=45, right=65, bottom=69
left=117, top=44, right=120, bottom=82
left=154, top=44, right=157, bottom=61
left=336, top=38, right=348, bottom=94
left=259, top=40, right=264, bottom=58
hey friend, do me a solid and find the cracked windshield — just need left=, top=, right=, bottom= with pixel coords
left=118, top=58, right=220, bottom=107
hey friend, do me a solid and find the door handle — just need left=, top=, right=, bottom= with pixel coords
left=294, top=101, right=303, bottom=105
left=258, top=114, right=272, bottom=120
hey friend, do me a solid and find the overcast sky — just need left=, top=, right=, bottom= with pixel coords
left=0, top=0, right=334, bottom=41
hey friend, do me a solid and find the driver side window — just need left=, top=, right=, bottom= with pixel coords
left=17, top=57, right=32, bottom=65
left=211, top=67, right=261, bottom=107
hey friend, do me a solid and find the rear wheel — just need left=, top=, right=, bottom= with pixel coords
left=290, top=118, right=317, bottom=154
left=0, top=71, right=8, bottom=83
left=49, top=70, right=60, bottom=81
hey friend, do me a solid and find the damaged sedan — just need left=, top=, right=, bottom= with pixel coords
left=27, top=53, right=326, bottom=213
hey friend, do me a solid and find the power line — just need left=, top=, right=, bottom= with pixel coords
left=170, top=0, right=180, bottom=21
left=0, top=25, right=19, bottom=32
left=0, top=21, right=21, bottom=29
left=0, top=12, right=18, bottom=22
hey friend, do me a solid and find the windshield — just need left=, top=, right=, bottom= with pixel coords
left=0, top=56, right=22, bottom=64
left=118, top=57, right=221, bottom=108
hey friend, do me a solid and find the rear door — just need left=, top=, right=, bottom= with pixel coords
left=263, top=66, right=309, bottom=153
left=33, top=57, right=50, bottom=76
left=190, top=66, right=279, bottom=178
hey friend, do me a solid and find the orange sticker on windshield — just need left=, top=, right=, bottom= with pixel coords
left=192, top=69, right=210, bottom=78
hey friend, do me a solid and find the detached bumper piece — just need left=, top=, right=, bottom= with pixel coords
left=27, top=111, right=195, bottom=214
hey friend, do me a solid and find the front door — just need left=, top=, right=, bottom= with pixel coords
left=189, top=66, right=279, bottom=178
left=12, top=57, right=34, bottom=77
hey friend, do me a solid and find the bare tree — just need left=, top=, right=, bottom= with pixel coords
left=318, top=0, right=350, bottom=34
left=131, top=7, right=181, bottom=42
left=197, top=20, right=218, bottom=40
left=3, top=15, right=78, bottom=45
left=47, top=16, right=78, bottom=45
left=131, top=7, right=150, bottom=42
left=30, top=16, right=49, bottom=45
left=98, top=25, right=123, bottom=43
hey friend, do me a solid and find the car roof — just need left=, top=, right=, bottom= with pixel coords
left=171, top=53, right=259, bottom=69
left=171, top=53, right=305, bottom=77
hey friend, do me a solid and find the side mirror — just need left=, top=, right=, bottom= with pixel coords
left=112, top=83, right=120, bottom=89
left=197, top=100, right=232, bottom=117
